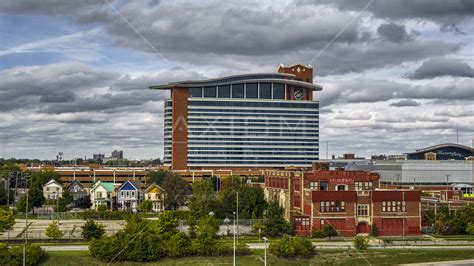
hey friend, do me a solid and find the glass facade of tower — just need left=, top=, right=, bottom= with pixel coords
left=163, top=79, right=320, bottom=168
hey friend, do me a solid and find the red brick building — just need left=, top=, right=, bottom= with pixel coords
left=264, top=164, right=421, bottom=236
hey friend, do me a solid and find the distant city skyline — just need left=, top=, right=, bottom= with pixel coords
left=0, top=0, right=473, bottom=160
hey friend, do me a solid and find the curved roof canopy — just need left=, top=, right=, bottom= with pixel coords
left=149, top=72, right=322, bottom=91
left=410, top=143, right=473, bottom=153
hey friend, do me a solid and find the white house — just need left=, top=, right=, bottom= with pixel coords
left=43, top=179, right=63, bottom=200
left=90, top=181, right=114, bottom=210
left=116, top=180, right=142, bottom=212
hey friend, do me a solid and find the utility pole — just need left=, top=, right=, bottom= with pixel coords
left=236, top=191, right=239, bottom=243
left=233, top=211, right=236, bottom=266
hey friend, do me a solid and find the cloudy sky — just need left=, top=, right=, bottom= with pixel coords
left=0, top=0, right=473, bottom=160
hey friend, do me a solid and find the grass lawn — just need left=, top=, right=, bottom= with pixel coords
left=430, top=235, right=474, bottom=241
left=43, top=249, right=474, bottom=265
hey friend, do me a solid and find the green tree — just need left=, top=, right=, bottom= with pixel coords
left=54, top=197, right=69, bottom=212
left=16, top=194, right=32, bottom=213
left=263, top=201, right=292, bottom=236
left=166, top=232, right=192, bottom=258
left=30, top=170, right=61, bottom=189
left=322, top=224, right=338, bottom=239
left=189, top=179, right=217, bottom=218
left=187, top=215, right=197, bottom=239
left=0, top=179, right=14, bottom=205
left=466, top=223, right=474, bottom=235
left=146, top=170, right=169, bottom=185
left=81, top=220, right=105, bottom=241
left=139, top=200, right=153, bottom=212
left=45, top=222, right=64, bottom=239
left=28, top=187, right=45, bottom=212
left=196, top=215, right=220, bottom=255
left=154, top=211, right=178, bottom=238
left=370, top=223, right=379, bottom=237
left=0, top=209, right=15, bottom=232
left=161, top=172, right=188, bottom=210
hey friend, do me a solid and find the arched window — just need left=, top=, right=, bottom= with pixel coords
left=336, top=185, right=347, bottom=191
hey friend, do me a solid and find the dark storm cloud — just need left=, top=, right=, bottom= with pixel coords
left=377, top=23, right=416, bottom=43
left=310, top=0, right=474, bottom=28
left=0, top=62, right=202, bottom=113
left=406, top=58, right=474, bottom=79
left=390, top=99, right=420, bottom=107
left=320, top=78, right=474, bottom=106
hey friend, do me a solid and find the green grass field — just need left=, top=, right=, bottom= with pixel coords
left=43, top=249, right=474, bottom=265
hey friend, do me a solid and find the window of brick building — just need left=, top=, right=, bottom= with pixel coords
left=310, top=181, right=318, bottom=190
left=357, top=204, right=369, bottom=216
left=320, top=181, right=329, bottom=191
left=355, top=182, right=363, bottom=191
left=382, top=201, right=406, bottom=212
left=320, top=201, right=345, bottom=212
left=364, top=182, right=373, bottom=190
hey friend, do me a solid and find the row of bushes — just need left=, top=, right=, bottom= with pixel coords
left=88, top=212, right=250, bottom=263
left=0, top=244, right=47, bottom=266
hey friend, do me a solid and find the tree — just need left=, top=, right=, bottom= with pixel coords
left=322, top=224, right=338, bottom=239
left=30, top=170, right=61, bottom=189
left=154, top=211, right=178, bottom=238
left=0, top=209, right=15, bottom=232
left=370, top=223, right=379, bottom=237
left=165, top=232, right=191, bottom=258
left=97, top=204, right=108, bottom=212
left=81, top=220, right=105, bottom=241
left=466, top=223, right=474, bottom=235
left=0, top=179, right=14, bottom=205
left=16, top=194, right=32, bottom=213
left=28, top=187, right=45, bottom=212
left=187, top=215, right=197, bottom=239
left=262, top=201, right=292, bottom=236
left=161, top=172, right=188, bottom=210
left=54, top=197, right=69, bottom=212
left=196, top=215, right=220, bottom=255
left=189, top=179, right=217, bottom=218
left=146, top=170, right=169, bottom=185
left=139, top=200, right=153, bottom=212
left=45, top=222, right=64, bottom=239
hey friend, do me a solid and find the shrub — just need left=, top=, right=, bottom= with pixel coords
left=139, top=200, right=153, bottom=212
left=322, top=224, right=338, bottom=239
left=0, top=243, right=47, bottom=266
left=166, top=232, right=192, bottom=258
left=269, top=234, right=315, bottom=258
left=311, top=230, right=326, bottom=238
left=97, top=204, right=108, bottom=212
left=0, top=209, right=15, bottom=232
left=353, top=235, right=369, bottom=250
left=45, top=222, right=64, bottom=239
left=89, top=235, right=125, bottom=262
left=81, top=220, right=105, bottom=241
left=467, top=223, right=474, bottom=235
left=370, top=224, right=379, bottom=237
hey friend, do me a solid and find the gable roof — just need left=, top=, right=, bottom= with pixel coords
left=91, top=181, right=114, bottom=192
left=144, top=183, right=165, bottom=193
left=44, top=179, right=62, bottom=188
left=67, top=180, right=84, bottom=190
left=117, top=180, right=142, bottom=191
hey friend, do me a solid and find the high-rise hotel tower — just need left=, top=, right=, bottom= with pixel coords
left=150, top=64, right=322, bottom=170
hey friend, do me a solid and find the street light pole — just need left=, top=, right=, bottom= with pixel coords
left=23, top=176, right=29, bottom=266
left=263, top=237, right=268, bottom=266
left=236, top=191, right=239, bottom=243
left=233, top=211, right=236, bottom=266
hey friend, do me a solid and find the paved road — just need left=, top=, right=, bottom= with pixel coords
left=246, top=243, right=474, bottom=250
left=402, top=259, right=474, bottom=265
left=41, top=245, right=89, bottom=251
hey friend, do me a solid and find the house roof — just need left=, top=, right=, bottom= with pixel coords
left=44, top=179, right=62, bottom=188
left=117, top=180, right=142, bottom=191
left=91, top=181, right=114, bottom=192
left=67, top=180, right=84, bottom=190
left=144, top=182, right=165, bottom=193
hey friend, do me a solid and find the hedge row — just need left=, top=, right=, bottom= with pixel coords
left=0, top=244, right=47, bottom=266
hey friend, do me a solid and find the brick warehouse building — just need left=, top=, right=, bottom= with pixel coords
left=264, top=163, right=421, bottom=236
left=150, top=64, right=322, bottom=170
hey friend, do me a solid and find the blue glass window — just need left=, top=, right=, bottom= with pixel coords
left=246, top=83, right=258, bottom=99
left=232, top=84, right=244, bottom=98
left=259, top=83, right=271, bottom=99
left=203, top=86, right=217, bottom=98
left=218, top=85, right=230, bottom=98
left=189, top=87, right=202, bottom=97
left=273, top=83, right=284, bottom=99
